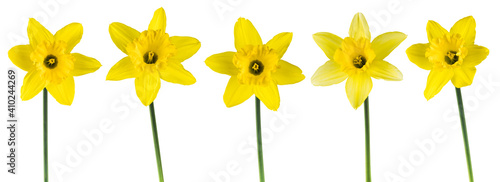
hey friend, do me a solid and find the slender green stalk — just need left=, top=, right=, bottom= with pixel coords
left=43, top=88, right=48, bottom=182
left=455, top=87, right=474, bottom=182
left=255, top=97, right=266, bottom=182
left=364, top=97, right=371, bottom=182
left=149, top=102, right=164, bottom=182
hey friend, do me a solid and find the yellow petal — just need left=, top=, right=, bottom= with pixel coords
left=234, top=18, right=262, bottom=50
left=135, top=71, right=161, bottom=106
left=8, top=45, right=34, bottom=71
left=106, top=57, right=136, bottom=81
left=21, top=69, right=46, bottom=101
left=272, top=60, right=305, bottom=85
left=169, top=36, right=201, bottom=62
left=54, top=23, right=82, bottom=53
left=311, top=60, right=348, bottom=86
left=463, top=45, right=489, bottom=67
left=349, top=13, right=370, bottom=40
left=426, top=20, right=448, bottom=42
left=255, top=81, right=280, bottom=111
left=424, top=68, right=454, bottom=100
left=368, top=60, right=403, bottom=81
left=28, top=18, right=54, bottom=49
left=46, top=76, right=75, bottom=105
left=148, top=7, right=166, bottom=32
left=406, top=43, right=432, bottom=70
left=265, top=32, right=292, bottom=59
left=450, top=16, right=475, bottom=45
left=371, top=32, right=407, bottom=60
left=109, top=22, right=140, bottom=54
left=312, top=32, right=343, bottom=60
left=223, top=76, right=254, bottom=108
left=205, top=51, right=238, bottom=76
left=451, top=66, right=476, bottom=88
left=159, top=63, right=196, bottom=85
left=345, top=72, right=372, bottom=109
left=72, top=53, right=101, bottom=76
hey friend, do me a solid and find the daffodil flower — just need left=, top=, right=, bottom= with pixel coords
left=406, top=16, right=489, bottom=100
left=310, top=13, right=406, bottom=182
left=8, top=18, right=101, bottom=105
left=107, top=7, right=200, bottom=106
left=8, top=18, right=100, bottom=182
left=206, top=18, right=305, bottom=111
left=205, top=18, right=304, bottom=182
left=406, top=16, right=489, bottom=182
left=106, top=8, right=200, bottom=182
left=311, top=13, right=406, bottom=109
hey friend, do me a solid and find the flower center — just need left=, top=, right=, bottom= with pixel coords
left=143, top=51, right=158, bottom=64
left=353, top=55, right=366, bottom=68
left=426, top=33, right=467, bottom=68
left=249, top=60, right=264, bottom=75
left=126, top=30, right=177, bottom=72
left=31, top=40, right=75, bottom=84
left=44, top=54, right=58, bottom=69
left=233, top=45, right=279, bottom=85
left=445, top=51, right=459, bottom=65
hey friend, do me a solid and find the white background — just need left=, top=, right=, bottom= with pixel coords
left=1, top=0, right=500, bottom=181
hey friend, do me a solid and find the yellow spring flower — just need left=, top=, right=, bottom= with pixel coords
left=205, top=18, right=305, bottom=111
left=406, top=16, right=489, bottom=100
left=107, top=7, right=201, bottom=106
left=311, top=13, right=406, bottom=109
left=8, top=18, right=101, bottom=105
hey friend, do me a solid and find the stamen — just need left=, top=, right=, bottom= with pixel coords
left=43, top=54, right=58, bottom=69
left=445, top=51, right=459, bottom=65
left=249, top=60, right=264, bottom=75
left=353, top=55, right=367, bottom=68
left=143, top=51, right=158, bottom=64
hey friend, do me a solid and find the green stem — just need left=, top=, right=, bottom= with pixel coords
left=255, top=97, right=265, bottom=182
left=43, top=88, right=48, bottom=182
left=455, top=87, right=474, bottom=182
left=149, top=102, right=164, bottom=182
left=364, top=97, right=371, bottom=182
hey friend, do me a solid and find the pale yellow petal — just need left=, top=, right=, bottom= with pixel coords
left=169, top=36, right=201, bottom=62
left=106, top=57, right=137, bottom=81
left=349, top=13, right=370, bottom=40
left=426, top=20, right=448, bottom=42
left=272, top=60, right=304, bottom=85
left=311, top=60, right=348, bottom=86
left=54, top=23, right=83, bottom=53
left=205, top=51, right=238, bottom=76
left=406, top=43, right=432, bottom=70
left=223, top=76, right=254, bottom=108
left=72, top=53, right=101, bottom=76
left=265, top=32, right=292, bottom=59
left=109, top=22, right=140, bottom=54
left=135, top=71, right=161, bottom=106
left=148, top=7, right=166, bottom=32
left=371, top=32, right=407, bottom=60
left=450, top=16, right=476, bottom=45
left=21, top=69, right=47, bottom=101
left=367, top=60, right=403, bottom=81
left=255, top=81, right=280, bottom=111
left=451, top=66, right=476, bottom=88
left=46, top=76, right=75, bottom=105
left=234, top=17, right=262, bottom=50
left=8, top=45, right=34, bottom=71
left=345, top=72, right=372, bottom=109
left=159, top=63, right=196, bottom=85
left=424, top=68, right=454, bottom=100
left=312, top=32, right=343, bottom=59
left=463, top=45, right=489, bottom=67
left=28, top=18, right=54, bottom=49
